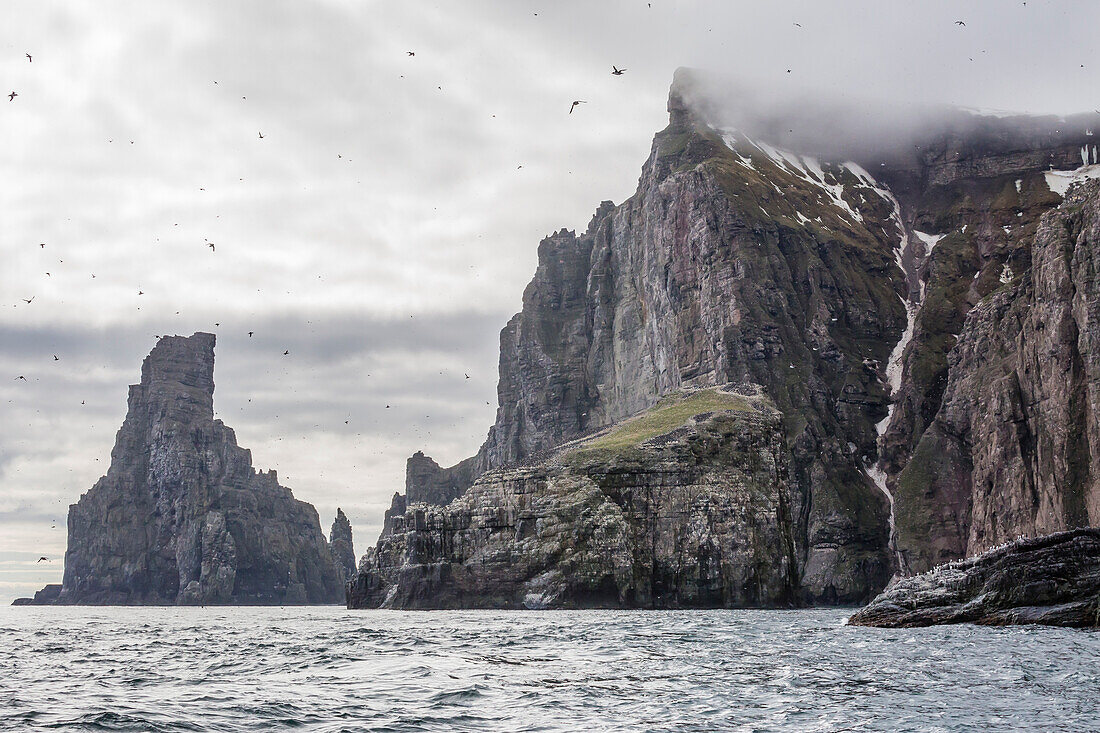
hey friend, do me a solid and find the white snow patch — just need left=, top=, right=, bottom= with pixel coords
left=863, top=461, right=903, bottom=571
left=810, top=165, right=865, bottom=222
left=1000, top=263, right=1014, bottom=283
left=878, top=294, right=915, bottom=434
left=1044, top=163, right=1100, bottom=196
left=956, top=105, right=1025, bottom=118
left=843, top=161, right=877, bottom=186
left=1002, top=225, right=1012, bottom=234
left=717, top=129, right=869, bottom=225
left=755, top=140, right=806, bottom=174
left=913, top=230, right=946, bottom=255
left=864, top=177, right=927, bottom=577
left=1015, top=179, right=1022, bottom=194
left=795, top=211, right=811, bottom=225
left=719, top=131, right=756, bottom=170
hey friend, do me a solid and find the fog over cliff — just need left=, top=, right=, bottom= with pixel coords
left=2, top=0, right=1099, bottom=602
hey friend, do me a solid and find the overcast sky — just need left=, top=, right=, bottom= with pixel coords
left=2, top=0, right=1098, bottom=603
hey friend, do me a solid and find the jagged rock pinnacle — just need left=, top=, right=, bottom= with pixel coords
left=52, top=332, right=343, bottom=605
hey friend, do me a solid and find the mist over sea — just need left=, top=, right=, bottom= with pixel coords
left=2, top=607, right=1096, bottom=732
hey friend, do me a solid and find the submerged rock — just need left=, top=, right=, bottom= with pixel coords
left=349, top=387, right=801, bottom=609
left=52, top=333, right=344, bottom=605
left=849, top=529, right=1100, bottom=628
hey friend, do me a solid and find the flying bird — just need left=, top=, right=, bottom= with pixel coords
left=37, top=557, right=49, bottom=563
left=793, top=22, right=802, bottom=27
left=16, top=376, right=27, bottom=381
left=283, top=349, right=289, bottom=355
left=465, top=373, right=470, bottom=379
left=248, top=331, right=254, bottom=337
left=138, top=291, right=144, bottom=295
left=26, top=53, right=32, bottom=62
left=612, top=66, right=626, bottom=76
left=8, top=91, right=16, bottom=101
left=53, top=355, right=59, bottom=361
left=955, top=20, right=966, bottom=25
left=569, top=100, right=586, bottom=114
left=39, top=243, right=45, bottom=248
left=22, top=297, right=33, bottom=304
left=258, top=131, right=264, bottom=139
left=407, top=51, right=415, bottom=56
left=206, top=240, right=215, bottom=251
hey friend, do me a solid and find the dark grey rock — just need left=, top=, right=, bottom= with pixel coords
left=350, top=388, right=801, bottom=609
left=849, top=528, right=1100, bottom=628
left=893, top=181, right=1100, bottom=573
left=329, top=508, right=356, bottom=583
left=10, top=584, right=61, bottom=606
left=55, top=333, right=343, bottom=605
left=405, top=451, right=479, bottom=506
left=353, top=71, right=1100, bottom=609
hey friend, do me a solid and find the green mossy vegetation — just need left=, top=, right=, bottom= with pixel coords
left=564, top=389, right=755, bottom=462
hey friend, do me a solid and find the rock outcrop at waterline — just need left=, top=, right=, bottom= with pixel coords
left=349, top=387, right=800, bottom=609
left=25, top=333, right=345, bottom=605
left=848, top=529, right=1100, bottom=628
left=11, top=584, right=61, bottom=606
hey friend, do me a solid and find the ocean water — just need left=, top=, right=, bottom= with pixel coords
left=1, top=607, right=1097, bottom=732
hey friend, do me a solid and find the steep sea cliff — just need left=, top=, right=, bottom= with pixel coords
left=352, top=70, right=1100, bottom=612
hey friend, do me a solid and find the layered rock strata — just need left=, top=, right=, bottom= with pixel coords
left=849, top=528, right=1100, bottom=628
left=350, top=388, right=799, bottom=609
left=52, top=333, right=344, bottom=605
left=893, top=181, right=1100, bottom=572
left=358, top=70, right=1100, bottom=608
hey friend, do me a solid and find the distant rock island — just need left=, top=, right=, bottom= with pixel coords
left=349, top=69, right=1100, bottom=617
left=14, top=332, right=351, bottom=605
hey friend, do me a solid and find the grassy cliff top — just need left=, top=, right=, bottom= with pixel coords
left=562, top=387, right=762, bottom=462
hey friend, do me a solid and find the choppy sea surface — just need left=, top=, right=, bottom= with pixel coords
left=1, top=607, right=1098, bottom=732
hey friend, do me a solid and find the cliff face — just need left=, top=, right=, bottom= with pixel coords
left=350, top=388, right=799, bottom=609
left=58, top=333, right=344, bottom=605
left=894, top=181, right=1100, bottom=571
left=360, top=70, right=1100, bottom=608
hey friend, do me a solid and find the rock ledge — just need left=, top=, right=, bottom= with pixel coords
left=848, top=528, right=1100, bottom=628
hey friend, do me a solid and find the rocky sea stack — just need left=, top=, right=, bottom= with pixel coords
left=349, top=70, right=1100, bottom=614
left=17, top=332, right=346, bottom=605
left=329, top=508, right=357, bottom=583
